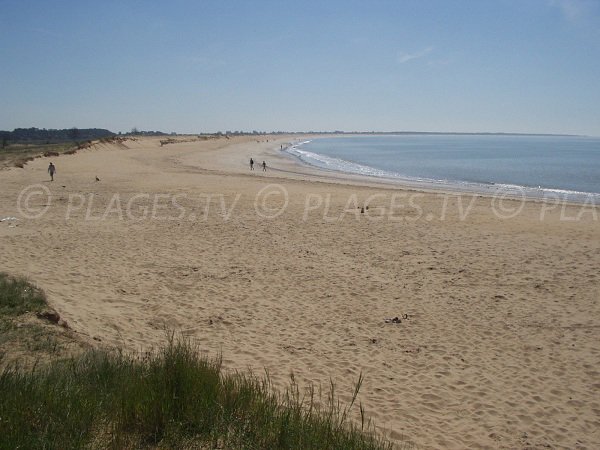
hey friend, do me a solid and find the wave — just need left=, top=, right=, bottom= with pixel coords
left=284, top=141, right=600, bottom=204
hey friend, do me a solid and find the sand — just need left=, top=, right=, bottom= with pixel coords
left=1, top=135, right=599, bottom=449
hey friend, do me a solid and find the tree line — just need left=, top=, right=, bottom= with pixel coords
left=0, top=127, right=115, bottom=146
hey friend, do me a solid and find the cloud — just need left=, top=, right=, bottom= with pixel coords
left=397, top=46, right=433, bottom=64
left=550, top=0, right=598, bottom=22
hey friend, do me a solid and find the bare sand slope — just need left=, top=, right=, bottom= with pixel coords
left=1, top=136, right=599, bottom=449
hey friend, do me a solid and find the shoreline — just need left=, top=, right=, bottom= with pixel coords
left=273, top=135, right=600, bottom=207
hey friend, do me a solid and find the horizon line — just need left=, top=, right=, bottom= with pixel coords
left=1, top=127, right=592, bottom=138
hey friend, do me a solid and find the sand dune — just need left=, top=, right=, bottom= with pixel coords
left=1, top=136, right=598, bottom=449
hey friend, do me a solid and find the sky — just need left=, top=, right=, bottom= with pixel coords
left=1, top=0, right=600, bottom=135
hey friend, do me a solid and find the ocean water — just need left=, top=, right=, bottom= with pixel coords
left=285, top=135, right=600, bottom=203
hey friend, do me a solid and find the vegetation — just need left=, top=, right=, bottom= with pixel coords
left=0, top=127, right=116, bottom=168
left=0, top=273, right=47, bottom=316
left=1, top=127, right=114, bottom=144
left=126, top=127, right=172, bottom=136
left=0, top=273, right=85, bottom=369
left=0, top=275, right=394, bottom=449
left=0, top=134, right=130, bottom=169
left=0, top=141, right=77, bottom=168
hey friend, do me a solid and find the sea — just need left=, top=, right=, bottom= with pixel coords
left=285, top=134, right=600, bottom=204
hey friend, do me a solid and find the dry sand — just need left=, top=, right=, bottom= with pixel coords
left=1, top=135, right=599, bottom=449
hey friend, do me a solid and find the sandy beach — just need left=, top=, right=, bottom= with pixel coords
left=1, top=135, right=599, bottom=449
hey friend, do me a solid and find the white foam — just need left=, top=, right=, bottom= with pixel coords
left=284, top=142, right=600, bottom=204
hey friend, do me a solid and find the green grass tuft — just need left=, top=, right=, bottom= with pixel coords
left=0, top=336, right=394, bottom=449
left=0, top=273, right=47, bottom=316
left=0, top=276, right=395, bottom=449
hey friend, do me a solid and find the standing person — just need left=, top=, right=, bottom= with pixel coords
left=250, top=158, right=254, bottom=170
left=262, top=161, right=267, bottom=172
left=48, top=162, right=56, bottom=181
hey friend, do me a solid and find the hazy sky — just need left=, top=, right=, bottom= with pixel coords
left=1, top=0, right=600, bottom=135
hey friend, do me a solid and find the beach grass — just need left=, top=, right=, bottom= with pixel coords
left=0, top=142, right=79, bottom=168
left=0, top=273, right=77, bottom=369
left=0, top=272, right=48, bottom=316
left=0, top=275, right=394, bottom=449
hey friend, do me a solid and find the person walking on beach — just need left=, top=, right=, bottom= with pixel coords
left=262, top=161, right=267, bottom=172
left=250, top=158, right=254, bottom=170
left=48, top=162, right=56, bottom=181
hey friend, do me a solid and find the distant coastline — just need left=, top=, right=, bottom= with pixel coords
left=335, top=131, right=582, bottom=137
left=0, top=127, right=585, bottom=141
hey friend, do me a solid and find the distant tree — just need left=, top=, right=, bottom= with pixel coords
left=131, top=127, right=139, bottom=135
left=68, top=127, right=79, bottom=141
